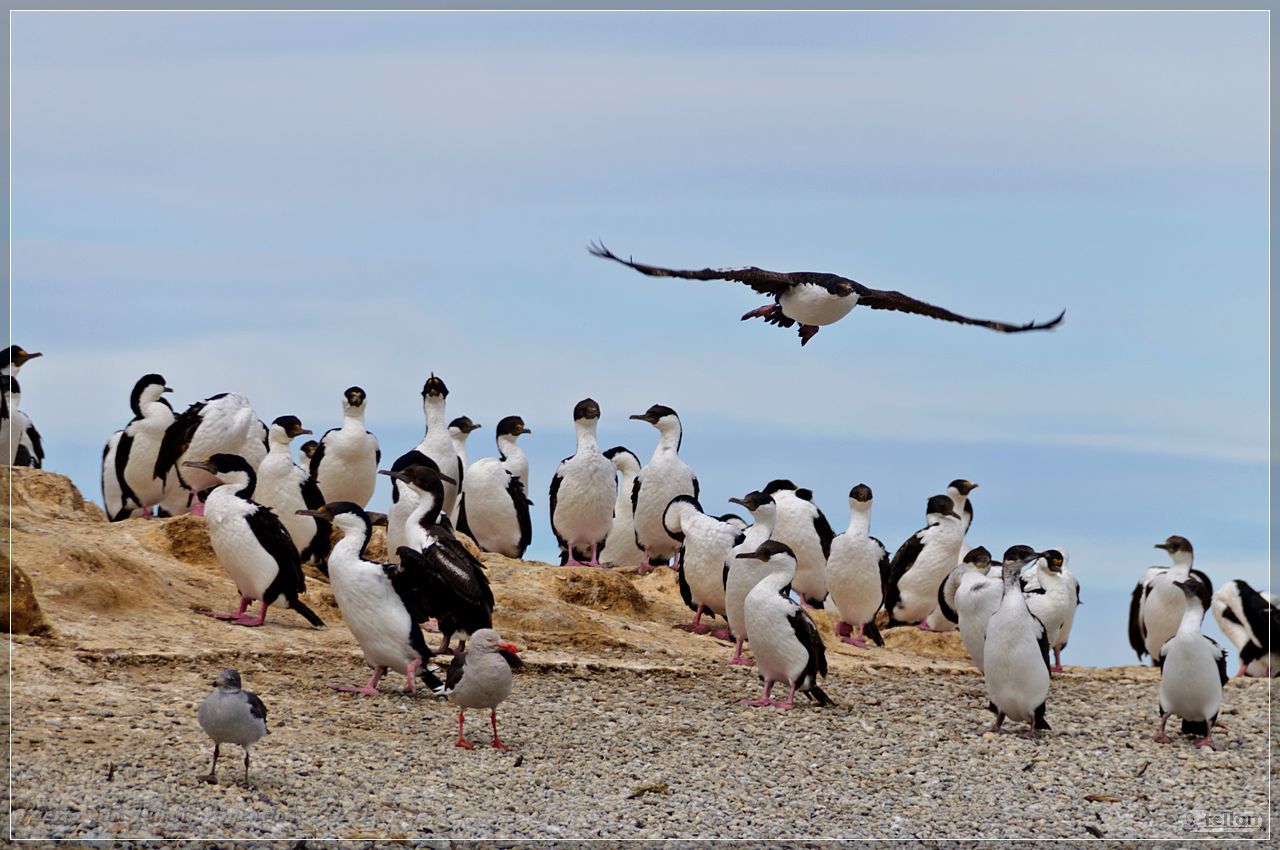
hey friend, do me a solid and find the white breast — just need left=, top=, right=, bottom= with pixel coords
left=632, top=455, right=696, bottom=558
left=178, top=395, right=261, bottom=492
left=255, top=452, right=316, bottom=556
left=203, top=489, right=281, bottom=601
left=1142, top=577, right=1188, bottom=659
left=681, top=512, right=739, bottom=616
left=121, top=406, right=173, bottom=508
left=956, top=572, right=1003, bottom=672
left=825, top=533, right=884, bottom=627
left=1159, top=634, right=1223, bottom=722
left=101, top=431, right=127, bottom=518
left=315, top=423, right=379, bottom=507
left=983, top=598, right=1050, bottom=723
left=450, top=651, right=514, bottom=710
left=893, top=522, right=965, bottom=622
left=552, top=451, right=617, bottom=547
left=744, top=583, right=809, bottom=686
left=600, top=470, right=643, bottom=566
left=462, top=459, right=523, bottom=557
left=329, top=552, right=418, bottom=674
left=725, top=524, right=774, bottom=641
left=419, top=433, right=461, bottom=516
left=779, top=283, right=858, bottom=326
left=767, top=493, right=828, bottom=603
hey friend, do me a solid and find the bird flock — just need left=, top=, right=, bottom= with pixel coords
left=4, top=245, right=1272, bottom=785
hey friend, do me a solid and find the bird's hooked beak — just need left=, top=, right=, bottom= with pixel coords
left=293, top=426, right=313, bottom=438
left=629, top=413, right=655, bottom=423
left=736, top=551, right=766, bottom=561
left=379, top=468, right=459, bottom=487
left=183, top=459, right=217, bottom=476
left=162, top=386, right=174, bottom=393
left=16, top=350, right=42, bottom=364
left=296, top=507, right=331, bottom=520
left=1154, top=542, right=1173, bottom=552
left=516, top=424, right=532, bottom=435
left=727, top=496, right=749, bottom=508
left=497, top=642, right=520, bottom=654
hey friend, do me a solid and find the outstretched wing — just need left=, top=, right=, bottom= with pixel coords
left=857, top=286, right=1065, bottom=334
left=590, top=241, right=801, bottom=297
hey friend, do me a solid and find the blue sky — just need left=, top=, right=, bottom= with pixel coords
left=8, top=11, right=1269, bottom=666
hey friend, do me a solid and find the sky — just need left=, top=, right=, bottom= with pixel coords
left=7, top=10, right=1270, bottom=667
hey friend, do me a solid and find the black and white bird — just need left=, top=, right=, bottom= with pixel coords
left=983, top=550, right=1051, bottom=738
left=1211, top=580, right=1278, bottom=678
left=156, top=393, right=267, bottom=515
left=599, top=446, right=645, bottom=567
left=446, top=628, right=523, bottom=750
left=2, top=346, right=43, bottom=467
left=457, top=415, right=533, bottom=558
left=763, top=480, right=834, bottom=608
left=382, top=465, right=493, bottom=654
left=590, top=242, right=1066, bottom=346
left=1154, top=576, right=1228, bottom=750
left=1128, top=536, right=1213, bottom=666
left=101, top=430, right=127, bottom=521
left=724, top=490, right=778, bottom=666
left=737, top=540, right=833, bottom=709
left=299, top=439, right=319, bottom=465
left=946, top=479, right=978, bottom=536
left=550, top=399, right=616, bottom=566
left=884, top=495, right=967, bottom=628
left=945, top=547, right=1001, bottom=672
left=1022, top=548, right=1080, bottom=672
left=447, top=415, right=483, bottom=523
left=183, top=454, right=325, bottom=629
left=256, top=416, right=330, bottom=569
left=310, top=386, right=380, bottom=509
left=663, top=495, right=743, bottom=636
left=197, top=669, right=268, bottom=784
left=1, top=376, right=43, bottom=468
left=1, top=345, right=41, bottom=378
left=825, top=484, right=890, bottom=648
left=387, top=375, right=461, bottom=558
left=102, top=374, right=175, bottom=520
left=629, top=404, right=699, bottom=569
left=296, top=502, right=445, bottom=696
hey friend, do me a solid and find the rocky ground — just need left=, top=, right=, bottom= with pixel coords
left=4, top=467, right=1274, bottom=845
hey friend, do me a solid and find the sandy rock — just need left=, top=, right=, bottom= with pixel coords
left=554, top=567, right=650, bottom=615
left=5, top=467, right=104, bottom=523
left=1, top=551, right=49, bottom=635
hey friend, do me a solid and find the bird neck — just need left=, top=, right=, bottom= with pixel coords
left=267, top=431, right=293, bottom=452
left=422, top=396, right=447, bottom=435
left=1168, top=552, right=1193, bottom=578
left=1177, top=603, right=1205, bottom=635
left=846, top=505, right=871, bottom=536
left=332, top=524, right=371, bottom=563
left=762, top=561, right=797, bottom=592
left=408, top=492, right=441, bottom=532
left=651, top=423, right=682, bottom=456
left=574, top=419, right=600, bottom=452
left=342, top=406, right=366, bottom=428
left=498, top=436, right=528, bottom=483
left=217, top=470, right=256, bottom=500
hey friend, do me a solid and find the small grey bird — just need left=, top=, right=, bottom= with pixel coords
left=446, top=629, right=523, bottom=749
left=197, top=669, right=269, bottom=783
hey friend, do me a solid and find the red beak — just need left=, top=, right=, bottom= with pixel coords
left=497, top=642, right=520, bottom=654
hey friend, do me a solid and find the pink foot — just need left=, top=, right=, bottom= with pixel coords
left=1194, top=737, right=1218, bottom=750
left=772, top=700, right=795, bottom=711
left=455, top=738, right=475, bottom=750
left=841, top=635, right=869, bottom=648
left=1152, top=733, right=1172, bottom=744
left=741, top=304, right=778, bottom=321
left=230, top=615, right=265, bottom=627
left=797, top=325, right=819, bottom=346
left=190, top=500, right=206, bottom=517
left=834, top=621, right=853, bottom=637
left=725, top=656, right=755, bottom=666
left=673, top=622, right=711, bottom=635
left=1051, top=664, right=1064, bottom=673
left=1236, top=664, right=1247, bottom=677
left=710, top=628, right=732, bottom=641
left=916, top=619, right=934, bottom=632
left=332, top=685, right=381, bottom=696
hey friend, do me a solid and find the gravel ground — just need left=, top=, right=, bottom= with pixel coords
left=8, top=649, right=1273, bottom=843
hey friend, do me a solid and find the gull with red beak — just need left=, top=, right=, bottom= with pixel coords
left=446, top=628, right=523, bottom=749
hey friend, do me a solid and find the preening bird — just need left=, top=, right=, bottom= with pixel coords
left=590, top=242, right=1065, bottom=346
